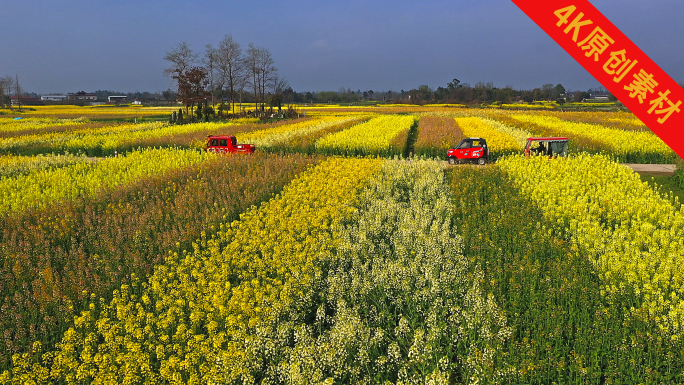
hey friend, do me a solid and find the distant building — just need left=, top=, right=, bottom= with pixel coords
left=132, top=98, right=142, bottom=105
left=41, top=95, right=67, bottom=102
left=108, top=95, right=128, bottom=103
left=10, top=96, right=42, bottom=106
left=67, top=91, right=97, bottom=101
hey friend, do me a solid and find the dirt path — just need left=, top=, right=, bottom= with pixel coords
left=621, top=164, right=676, bottom=175
left=444, top=162, right=677, bottom=176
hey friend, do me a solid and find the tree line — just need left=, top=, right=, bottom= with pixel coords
left=0, top=75, right=23, bottom=110
left=259, top=81, right=616, bottom=106
left=164, top=36, right=288, bottom=120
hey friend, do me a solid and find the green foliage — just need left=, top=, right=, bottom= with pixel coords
left=449, top=165, right=684, bottom=383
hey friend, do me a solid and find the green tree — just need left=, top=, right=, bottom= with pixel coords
left=417, top=85, right=432, bottom=102
left=553, top=84, right=566, bottom=99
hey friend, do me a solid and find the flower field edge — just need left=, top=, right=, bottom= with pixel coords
left=1, top=157, right=383, bottom=384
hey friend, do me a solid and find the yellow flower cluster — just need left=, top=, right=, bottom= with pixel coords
left=0, top=147, right=208, bottom=215
left=0, top=153, right=87, bottom=178
left=270, top=159, right=511, bottom=384
left=236, top=116, right=362, bottom=148
left=511, top=114, right=675, bottom=163
left=315, top=115, right=416, bottom=155
left=498, top=154, right=684, bottom=340
left=8, top=105, right=176, bottom=118
left=3, top=158, right=382, bottom=383
left=455, top=117, right=523, bottom=154
left=0, top=117, right=91, bottom=133
left=0, top=119, right=259, bottom=154
left=500, top=104, right=555, bottom=109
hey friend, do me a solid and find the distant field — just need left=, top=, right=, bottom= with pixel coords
left=1, top=105, right=683, bottom=384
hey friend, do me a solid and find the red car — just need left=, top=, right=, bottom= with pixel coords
left=446, top=137, right=489, bottom=165
left=205, top=135, right=255, bottom=154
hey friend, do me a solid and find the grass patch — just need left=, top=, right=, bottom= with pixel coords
left=640, top=173, right=684, bottom=205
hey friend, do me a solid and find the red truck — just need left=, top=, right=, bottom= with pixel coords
left=205, top=135, right=255, bottom=154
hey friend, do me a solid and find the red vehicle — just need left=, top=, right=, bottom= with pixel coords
left=524, top=137, right=568, bottom=157
left=446, top=137, right=489, bottom=165
left=205, top=135, right=255, bottom=154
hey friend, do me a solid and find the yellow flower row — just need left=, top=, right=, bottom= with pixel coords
left=7, top=105, right=177, bottom=117
left=0, top=120, right=257, bottom=154
left=2, top=157, right=382, bottom=383
left=236, top=116, right=363, bottom=147
left=498, top=154, right=684, bottom=340
left=0, top=153, right=87, bottom=178
left=0, top=117, right=91, bottom=133
left=455, top=117, right=523, bottom=154
left=0, top=147, right=208, bottom=215
left=315, top=115, right=416, bottom=155
left=510, top=114, right=675, bottom=163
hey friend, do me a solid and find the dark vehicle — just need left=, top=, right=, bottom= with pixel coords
left=446, top=137, right=489, bottom=165
left=524, top=137, right=569, bottom=158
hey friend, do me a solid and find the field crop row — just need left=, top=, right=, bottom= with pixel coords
left=235, top=116, right=362, bottom=148
left=456, top=117, right=524, bottom=156
left=449, top=164, right=682, bottom=383
left=4, top=105, right=175, bottom=119
left=0, top=154, right=87, bottom=178
left=3, top=155, right=684, bottom=383
left=0, top=153, right=320, bottom=372
left=412, top=116, right=463, bottom=158
left=0, top=118, right=260, bottom=156
left=0, top=118, right=92, bottom=135
left=315, top=115, right=417, bottom=156
left=0, top=148, right=208, bottom=215
left=499, top=154, right=684, bottom=340
left=510, top=114, right=676, bottom=163
left=4, top=157, right=382, bottom=383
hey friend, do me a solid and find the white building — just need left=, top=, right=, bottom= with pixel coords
left=41, top=95, right=67, bottom=101
left=108, top=95, right=128, bottom=103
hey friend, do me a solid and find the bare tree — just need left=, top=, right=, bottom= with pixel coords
left=215, top=35, right=244, bottom=114
left=257, top=47, right=277, bottom=113
left=14, top=75, right=22, bottom=111
left=164, top=42, right=199, bottom=78
left=245, top=44, right=261, bottom=114
left=236, top=71, right=249, bottom=114
left=204, top=44, right=217, bottom=107
left=269, top=74, right=289, bottom=114
left=0, top=76, right=12, bottom=109
left=163, top=42, right=199, bottom=112
left=245, top=44, right=277, bottom=114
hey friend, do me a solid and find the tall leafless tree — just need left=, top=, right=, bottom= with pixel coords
left=245, top=44, right=277, bottom=115
left=0, top=76, right=12, bottom=109
left=163, top=42, right=199, bottom=112
left=215, top=35, right=244, bottom=114
left=14, top=75, right=22, bottom=111
left=257, top=47, right=277, bottom=113
left=244, top=44, right=261, bottom=114
left=270, top=74, right=289, bottom=114
left=204, top=44, right=217, bottom=107
left=236, top=70, right=249, bottom=113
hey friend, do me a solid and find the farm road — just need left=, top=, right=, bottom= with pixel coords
left=444, top=162, right=676, bottom=176
left=622, top=164, right=676, bottom=175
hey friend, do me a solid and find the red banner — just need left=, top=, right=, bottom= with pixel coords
left=511, top=0, right=684, bottom=159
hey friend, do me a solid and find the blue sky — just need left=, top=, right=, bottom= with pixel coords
left=2, top=0, right=683, bottom=94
